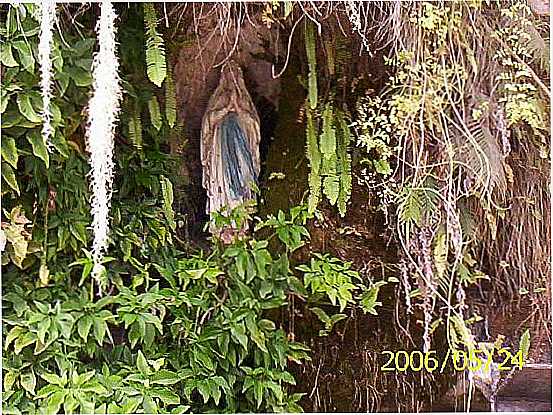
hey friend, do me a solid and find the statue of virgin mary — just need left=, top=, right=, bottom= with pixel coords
left=200, top=62, right=261, bottom=235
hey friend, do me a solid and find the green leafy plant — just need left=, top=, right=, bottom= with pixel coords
left=309, top=307, right=347, bottom=336
left=297, top=253, right=361, bottom=311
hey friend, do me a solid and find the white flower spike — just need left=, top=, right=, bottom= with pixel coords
left=38, top=0, right=56, bottom=150
left=85, top=1, right=122, bottom=293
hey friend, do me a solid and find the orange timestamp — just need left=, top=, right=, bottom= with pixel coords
left=380, top=348, right=526, bottom=373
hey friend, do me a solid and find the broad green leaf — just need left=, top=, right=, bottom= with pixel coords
left=2, top=163, right=20, bottom=194
left=27, top=131, right=49, bottom=168
left=1, top=90, right=10, bottom=113
left=37, top=317, right=51, bottom=344
left=56, top=313, right=75, bottom=339
left=0, top=43, right=19, bottom=67
left=20, top=370, right=36, bottom=395
left=14, top=331, right=36, bottom=354
left=254, top=379, right=263, bottom=408
left=153, top=388, right=180, bottom=405
left=143, top=395, right=158, bottom=414
left=136, top=350, right=150, bottom=376
left=51, top=42, right=63, bottom=72
left=56, top=71, right=70, bottom=95
left=93, top=317, right=108, bottom=345
left=66, top=66, right=93, bottom=87
left=77, top=315, right=93, bottom=341
left=35, top=384, right=59, bottom=399
left=520, top=329, right=531, bottom=359
left=310, top=307, right=329, bottom=324
left=230, top=323, right=248, bottom=350
left=258, top=319, right=276, bottom=331
left=197, top=381, right=211, bottom=404
left=3, top=371, right=18, bottom=391
left=12, top=40, right=35, bottom=72
left=279, top=371, right=296, bottom=385
left=72, top=370, right=95, bottom=387
left=46, top=390, right=66, bottom=415
left=80, top=380, right=107, bottom=395
left=4, top=326, right=25, bottom=350
left=39, top=372, right=66, bottom=387
left=17, top=93, right=41, bottom=123
left=151, top=369, right=179, bottom=385
left=63, top=392, right=78, bottom=414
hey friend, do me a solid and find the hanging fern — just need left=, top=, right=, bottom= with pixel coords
left=320, top=102, right=339, bottom=205
left=160, top=175, right=176, bottom=231
left=165, top=65, right=177, bottom=128
left=322, top=158, right=339, bottom=206
left=148, top=95, right=162, bottom=131
left=128, top=105, right=143, bottom=150
left=454, top=113, right=507, bottom=197
left=306, top=106, right=321, bottom=213
left=143, top=3, right=166, bottom=87
left=320, top=102, right=336, bottom=158
left=324, top=38, right=335, bottom=76
left=336, top=110, right=352, bottom=217
left=304, top=21, right=317, bottom=110
left=305, top=102, right=352, bottom=214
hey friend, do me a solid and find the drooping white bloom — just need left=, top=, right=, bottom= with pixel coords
left=85, top=1, right=122, bottom=291
left=38, top=0, right=56, bottom=150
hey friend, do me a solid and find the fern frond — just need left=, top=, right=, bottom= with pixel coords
left=525, top=21, right=550, bottom=72
left=324, top=38, right=335, bottom=76
left=304, top=21, right=317, bottom=110
left=320, top=102, right=336, bottom=159
left=336, top=110, right=352, bottom=217
left=334, top=36, right=350, bottom=78
left=456, top=116, right=507, bottom=196
left=165, top=65, right=177, bottom=128
left=306, top=106, right=321, bottom=213
left=322, top=154, right=339, bottom=205
left=398, top=187, right=423, bottom=227
left=160, top=175, right=176, bottom=231
left=148, top=95, right=162, bottom=131
left=144, top=3, right=167, bottom=87
left=128, top=106, right=142, bottom=150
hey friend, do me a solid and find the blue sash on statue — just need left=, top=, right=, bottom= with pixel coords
left=219, top=112, right=257, bottom=200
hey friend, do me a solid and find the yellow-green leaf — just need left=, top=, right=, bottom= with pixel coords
left=12, top=40, right=35, bottom=72
left=520, top=329, right=530, bottom=359
left=165, top=68, right=177, bottom=128
left=17, top=94, right=41, bottom=123
left=1, top=136, right=19, bottom=168
left=27, top=131, right=50, bottom=168
left=148, top=96, right=162, bottom=130
left=2, top=163, right=20, bottom=194
left=0, top=43, right=19, bottom=67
